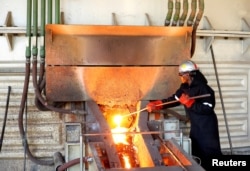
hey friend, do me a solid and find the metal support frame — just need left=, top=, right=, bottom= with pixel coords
left=0, top=12, right=25, bottom=51
left=197, top=16, right=250, bottom=53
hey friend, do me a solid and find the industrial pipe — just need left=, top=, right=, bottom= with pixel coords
left=194, top=0, right=204, bottom=27
left=18, top=0, right=54, bottom=166
left=47, top=0, right=53, bottom=24
left=53, top=152, right=65, bottom=171
left=32, top=0, right=38, bottom=57
left=35, top=0, right=48, bottom=111
left=179, top=0, right=188, bottom=26
left=172, top=0, right=181, bottom=26
left=57, top=157, right=93, bottom=171
left=0, top=86, right=11, bottom=152
left=39, top=0, right=46, bottom=83
left=19, top=60, right=54, bottom=165
left=164, top=0, right=174, bottom=26
left=187, top=0, right=197, bottom=26
left=25, top=0, right=32, bottom=58
left=55, top=0, right=60, bottom=24
left=190, top=0, right=204, bottom=57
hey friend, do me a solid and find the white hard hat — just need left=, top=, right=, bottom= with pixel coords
left=179, top=60, right=198, bottom=73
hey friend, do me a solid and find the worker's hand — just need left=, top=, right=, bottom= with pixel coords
left=179, top=93, right=195, bottom=108
left=146, top=100, right=163, bottom=112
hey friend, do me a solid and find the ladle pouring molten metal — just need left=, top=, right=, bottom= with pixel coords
left=111, top=114, right=138, bottom=168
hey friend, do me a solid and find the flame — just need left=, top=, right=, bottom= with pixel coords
left=113, top=115, right=122, bottom=127
left=111, top=115, right=129, bottom=145
left=123, top=155, right=131, bottom=169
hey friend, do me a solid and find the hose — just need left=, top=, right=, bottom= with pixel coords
left=34, top=0, right=48, bottom=111
left=32, top=59, right=86, bottom=115
left=57, top=157, right=92, bottom=171
left=18, top=60, right=54, bottom=166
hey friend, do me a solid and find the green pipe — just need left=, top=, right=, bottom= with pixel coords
left=194, top=0, right=204, bottom=26
left=25, top=0, right=32, bottom=58
left=179, top=0, right=188, bottom=26
left=172, top=0, right=181, bottom=26
left=187, top=0, right=197, bottom=26
left=32, top=0, right=38, bottom=56
left=47, top=0, right=53, bottom=24
left=40, top=0, right=46, bottom=58
left=55, top=0, right=60, bottom=24
left=164, top=0, right=174, bottom=26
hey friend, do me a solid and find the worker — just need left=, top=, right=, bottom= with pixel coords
left=147, top=60, right=222, bottom=169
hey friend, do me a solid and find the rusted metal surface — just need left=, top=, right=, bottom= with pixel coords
left=45, top=25, right=192, bottom=66
left=46, top=66, right=180, bottom=104
left=45, top=25, right=192, bottom=104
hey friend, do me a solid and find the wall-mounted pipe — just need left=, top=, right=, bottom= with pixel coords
left=179, top=0, right=188, bottom=26
left=47, top=0, right=53, bottom=24
left=187, top=0, right=197, bottom=26
left=190, top=0, right=204, bottom=57
left=172, top=0, right=181, bottom=26
left=35, top=0, right=48, bottom=111
left=55, top=0, right=60, bottom=24
left=25, top=0, right=32, bottom=58
left=19, top=0, right=52, bottom=166
left=194, top=0, right=204, bottom=27
left=32, top=0, right=38, bottom=57
left=164, top=0, right=174, bottom=26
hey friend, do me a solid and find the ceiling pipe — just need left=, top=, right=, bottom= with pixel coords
left=190, top=0, right=204, bottom=57
left=47, top=0, right=53, bottom=24
left=164, top=0, right=174, bottom=26
left=55, top=0, right=60, bottom=24
left=179, top=0, right=188, bottom=26
left=187, top=0, right=197, bottom=26
left=172, top=0, right=181, bottom=26
left=32, top=0, right=38, bottom=58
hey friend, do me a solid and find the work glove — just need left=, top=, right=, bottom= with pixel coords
left=146, top=100, right=163, bottom=112
left=179, top=93, right=195, bottom=108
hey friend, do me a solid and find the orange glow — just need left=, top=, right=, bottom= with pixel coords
left=111, top=114, right=135, bottom=168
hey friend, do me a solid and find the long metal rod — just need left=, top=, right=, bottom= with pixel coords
left=83, top=130, right=181, bottom=137
left=210, top=45, right=233, bottom=154
left=123, top=93, right=210, bottom=117
left=0, top=86, right=11, bottom=152
left=80, top=135, right=83, bottom=171
left=157, top=93, right=211, bottom=106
